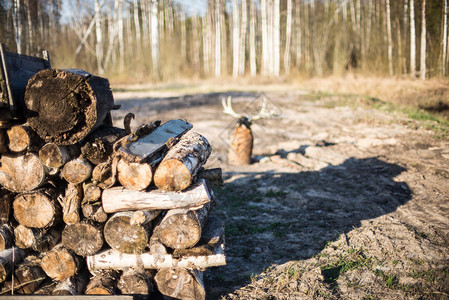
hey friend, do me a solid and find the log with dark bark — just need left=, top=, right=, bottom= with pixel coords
left=62, top=220, right=104, bottom=257
left=0, top=127, right=8, bottom=154
left=24, top=69, right=114, bottom=145
left=11, top=257, right=46, bottom=294
left=116, top=158, right=153, bottom=191
left=13, top=188, right=62, bottom=228
left=0, top=189, right=13, bottom=224
left=39, top=143, right=80, bottom=170
left=102, top=179, right=213, bottom=213
left=117, top=269, right=154, bottom=295
left=198, top=168, right=223, bottom=187
left=156, top=203, right=212, bottom=250
left=6, top=124, right=43, bottom=152
left=104, top=212, right=151, bottom=254
left=154, top=131, right=211, bottom=191
left=154, top=268, right=205, bottom=300
left=130, top=210, right=161, bottom=226
left=85, top=270, right=119, bottom=295
left=0, top=224, right=13, bottom=251
left=41, top=244, right=82, bottom=281
left=0, top=153, right=48, bottom=193
left=52, top=271, right=89, bottom=295
left=61, top=158, right=93, bottom=184
left=116, top=119, right=192, bottom=163
left=33, top=279, right=57, bottom=295
left=81, top=125, right=126, bottom=165
left=0, top=247, right=26, bottom=283
left=60, top=183, right=82, bottom=225
left=92, top=161, right=116, bottom=189
left=14, top=225, right=60, bottom=253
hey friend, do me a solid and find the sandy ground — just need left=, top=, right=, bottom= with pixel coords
left=111, top=85, right=449, bottom=299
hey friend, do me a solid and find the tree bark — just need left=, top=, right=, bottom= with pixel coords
left=154, top=268, right=205, bottom=300
left=232, top=0, right=240, bottom=78
left=39, top=143, right=80, bottom=170
left=117, top=269, right=154, bottom=295
left=0, top=153, right=48, bottom=193
left=6, top=124, right=43, bottom=153
left=62, top=220, right=104, bottom=257
left=24, top=69, right=114, bottom=145
left=284, top=0, right=292, bottom=74
left=81, top=125, right=126, bottom=165
left=102, top=179, right=213, bottom=213
left=85, top=270, right=119, bottom=295
left=420, top=0, right=426, bottom=80
left=61, top=158, right=93, bottom=184
left=41, top=244, right=82, bottom=281
left=92, top=161, right=116, bottom=189
left=410, top=0, right=416, bottom=77
left=0, top=224, right=13, bottom=252
left=117, top=158, right=153, bottom=191
left=104, top=211, right=151, bottom=254
left=130, top=210, right=161, bottom=226
left=0, top=189, right=13, bottom=224
left=13, top=188, right=62, bottom=228
left=9, top=257, right=46, bottom=294
left=386, top=0, right=393, bottom=76
left=443, top=0, right=448, bottom=76
left=60, top=183, right=82, bottom=225
left=52, top=271, right=89, bottom=295
left=198, top=168, right=223, bottom=187
left=0, top=247, right=26, bottom=283
left=14, top=225, right=61, bottom=253
left=154, top=131, right=211, bottom=191
left=156, top=203, right=212, bottom=250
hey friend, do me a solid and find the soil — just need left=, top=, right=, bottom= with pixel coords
left=111, top=84, right=449, bottom=299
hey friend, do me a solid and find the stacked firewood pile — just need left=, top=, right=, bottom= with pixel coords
left=0, top=69, right=225, bottom=299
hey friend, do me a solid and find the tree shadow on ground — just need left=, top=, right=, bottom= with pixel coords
left=205, top=156, right=411, bottom=299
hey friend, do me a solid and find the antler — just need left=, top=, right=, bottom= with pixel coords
left=249, top=95, right=277, bottom=122
left=222, top=96, right=242, bottom=119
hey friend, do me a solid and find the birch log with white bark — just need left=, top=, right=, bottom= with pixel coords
left=420, top=0, right=426, bottom=80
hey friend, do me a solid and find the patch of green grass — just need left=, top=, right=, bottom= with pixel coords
left=374, top=269, right=400, bottom=289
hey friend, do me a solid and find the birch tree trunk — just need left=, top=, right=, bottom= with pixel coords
left=239, top=0, right=247, bottom=75
left=261, top=0, right=269, bottom=75
left=273, top=0, right=280, bottom=76
left=94, top=0, right=105, bottom=75
left=386, top=0, right=393, bottom=76
left=249, top=0, right=257, bottom=76
left=443, top=0, right=448, bottom=76
left=420, top=0, right=426, bottom=80
left=232, top=0, right=240, bottom=78
left=133, top=0, right=141, bottom=46
left=118, top=0, right=125, bottom=71
left=215, top=0, right=221, bottom=76
left=410, top=0, right=416, bottom=77
left=284, top=0, right=292, bottom=75
left=150, top=0, right=159, bottom=77
left=13, top=0, right=22, bottom=54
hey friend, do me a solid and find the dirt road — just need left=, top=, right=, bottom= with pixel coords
left=112, top=87, right=449, bottom=299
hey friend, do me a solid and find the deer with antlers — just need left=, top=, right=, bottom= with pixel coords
left=222, top=95, right=276, bottom=165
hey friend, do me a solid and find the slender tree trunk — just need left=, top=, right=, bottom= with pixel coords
left=239, top=0, right=247, bottom=75
left=150, top=0, right=159, bottom=77
left=13, top=0, right=22, bottom=54
left=261, top=0, right=268, bottom=75
left=118, top=0, right=124, bottom=71
left=410, top=0, right=416, bottom=77
left=443, top=0, right=448, bottom=76
left=295, top=0, right=302, bottom=68
left=133, top=0, right=141, bottom=46
left=386, top=0, right=393, bottom=76
left=284, top=0, right=292, bottom=74
left=215, top=0, right=221, bottom=76
left=232, top=0, right=240, bottom=78
left=94, top=0, right=105, bottom=75
left=420, top=0, right=426, bottom=80
left=249, top=0, right=256, bottom=76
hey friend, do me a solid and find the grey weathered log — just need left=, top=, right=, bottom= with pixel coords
left=116, top=119, right=192, bottom=163
left=130, top=210, right=161, bottom=226
left=0, top=224, right=13, bottom=251
left=60, top=183, right=82, bottom=225
left=24, top=69, right=115, bottom=145
left=6, top=124, right=43, bottom=152
left=104, top=211, right=151, bottom=254
left=62, top=220, right=104, bottom=257
left=117, top=269, right=154, bottom=295
left=156, top=203, right=212, bottom=250
left=154, top=131, right=212, bottom=191
left=13, top=187, right=62, bottom=228
left=92, top=161, right=116, bottom=189
left=61, top=158, right=93, bottom=184
left=154, top=268, right=205, bottom=300
left=0, top=189, right=13, bottom=224
left=85, top=270, right=119, bottom=295
left=0, top=153, right=48, bottom=193
left=81, top=125, right=126, bottom=165
left=39, top=143, right=80, bottom=170
left=14, top=225, right=60, bottom=253
left=102, top=179, right=213, bottom=213
left=41, top=244, right=82, bottom=281
left=116, top=158, right=153, bottom=191
left=52, top=271, right=89, bottom=295
left=0, top=247, right=26, bottom=283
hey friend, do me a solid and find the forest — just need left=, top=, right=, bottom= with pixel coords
left=0, top=0, right=447, bottom=81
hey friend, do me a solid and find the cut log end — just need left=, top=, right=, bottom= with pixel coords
left=117, top=159, right=153, bottom=191
left=154, top=159, right=192, bottom=191
left=62, top=221, right=104, bottom=257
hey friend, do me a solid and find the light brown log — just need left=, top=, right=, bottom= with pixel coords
left=154, top=131, right=211, bottom=192
left=12, top=257, right=47, bottom=294
left=130, top=210, right=161, bottom=226
left=85, top=270, right=119, bottom=295
left=0, top=224, right=13, bottom=251
left=62, top=220, right=104, bottom=257
left=52, top=271, right=89, bottom=295
left=117, top=269, right=154, bottom=295
left=13, top=188, right=62, bottom=228
left=0, top=153, right=48, bottom=193
left=41, top=244, right=82, bottom=281
left=102, top=179, right=213, bottom=213
left=83, top=182, right=102, bottom=203
left=157, top=203, right=212, bottom=250
left=86, top=244, right=226, bottom=271
left=0, top=189, right=13, bottom=224
left=117, top=158, right=153, bottom=191
left=14, top=225, right=60, bottom=253
left=25, top=69, right=115, bottom=145
left=61, top=158, right=93, bottom=184
left=82, top=203, right=108, bottom=223
left=155, top=268, right=205, bottom=300
left=81, top=125, right=126, bottom=165
left=60, top=183, right=82, bottom=225
left=104, top=212, right=151, bottom=254
left=0, top=247, right=26, bottom=283
left=228, top=124, right=253, bottom=165
left=92, top=161, right=116, bottom=189
left=7, top=124, right=43, bottom=152
left=39, top=143, right=80, bottom=169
